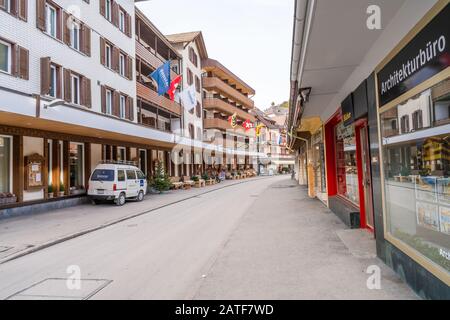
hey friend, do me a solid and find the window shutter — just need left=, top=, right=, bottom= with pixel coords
left=9, top=0, right=17, bottom=16
left=113, top=91, right=120, bottom=117
left=112, top=2, right=119, bottom=27
left=81, top=24, right=91, bottom=56
left=100, top=38, right=106, bottom=65
left=40, top=57, right=51, bottom=95
left=112, top=46, right=119, bottom=72
left=18, top=46, right=29, bottom=80
left=63, top=12, right=71, bottom=46
left=85, top=78, right=91, bottom=108
left=101, top=85, right=106, bottom=113
left=0, top=0, right=6, bottom=10
left=126, top=13, right=132, bottom=37
left=127, top=96, right=134, bottom=121
left=126, top=56, right=133, bottom=80
left=125, top=96, right=130, bottom=120
left=36, top=0, right=46, bottom=31
left=18, top=0, right=27, bottom=21
left=99, top=0, right=105, bottom=17
left=64, top=69, right=72, bottom=103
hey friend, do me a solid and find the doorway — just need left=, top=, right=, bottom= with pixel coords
left=355, top=121, right=374, bottom=231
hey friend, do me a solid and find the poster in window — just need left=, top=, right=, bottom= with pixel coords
left=416, top=201, right=439, bottom=231
left=415, top=177, right=438, bottom=203
left=439, top=206, right=450, bottom=235
left=437, top=178, right=450, bottom=206
left=24, top=154, right=45, bottom=191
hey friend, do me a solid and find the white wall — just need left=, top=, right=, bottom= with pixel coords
left=0, top=0, right=136, bottom=120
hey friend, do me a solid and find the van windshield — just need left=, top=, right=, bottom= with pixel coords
left=91, top=170, right=115, bottom=181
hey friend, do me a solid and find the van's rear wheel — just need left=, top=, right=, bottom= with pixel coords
left=137, top=191, right=144, bottom=202
left=115, top=193, right=126, bottom=206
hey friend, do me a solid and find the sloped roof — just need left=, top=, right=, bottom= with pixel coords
left=166, top=31, right=208, bottom=59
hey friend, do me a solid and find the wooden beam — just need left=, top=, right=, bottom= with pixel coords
left=12, top=135, right=24, bottom=203
left=63, top=141, right=69, bottom=196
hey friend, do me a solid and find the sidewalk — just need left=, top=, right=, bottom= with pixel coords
left=194, top=178, right=418, bottom=300
left=0, top=177, right=267, bottom=264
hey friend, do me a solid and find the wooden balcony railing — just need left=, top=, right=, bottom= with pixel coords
left=203, top=98, right=255, bottom=122
left=202, top=77, right=255, bottom=109
left=136, top=40, right=179, bottom=80
left=137, top=82, right=181, bottom=116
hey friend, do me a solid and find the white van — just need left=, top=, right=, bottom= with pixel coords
left=88, top=163, right=148, bottom=206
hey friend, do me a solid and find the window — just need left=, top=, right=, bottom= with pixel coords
left=136, top=170, right=145, bottom=179
left=106, top=89, right=113, bottom=115
left=195, top=102, right=201, bottom=118
left=117, top=147, right=126, bottom=161
left=0, top=40, right=11, bottom=74
left=195, top=76, right=200, bottom=93
left=400, top=115, right=410, bottom=134
left=70, top=21, right=80, bottom=51
left=105, top=0, right=112, bottom=21
left=105, top=44, right=112, bottom=69
left=335, top=122, right=359, bottom=205
left=0, top=136, right=12, bottom=193
left=126, top=170, right=136, bottom=180
left=187, top=68, right=193, bottom=85
left=119, top=9, right=125, bottom=32
left=69, top=142, right=84, bottom=190
left=49, top=65, right=57, bottom=97
left=71, top=74, right=80, bottom=105
left=117, top=170, right=125, bottom=182
left=91, top=170, right=115, bottom=182
left=119, top=53, right=125, bottom=77
left=47, top=140, right=52, bottom=185
left=380, top=78, right=450, bottom=275
left=46, top=3, right=58, bottom=38
left=119, top=95, right=126, bottom=119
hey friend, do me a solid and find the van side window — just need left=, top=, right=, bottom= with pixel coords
left=136, top=170, right=145, bottom=179
left=118, top=170, right=126, bottom=182
left=126, top=170, right=136, bottom=180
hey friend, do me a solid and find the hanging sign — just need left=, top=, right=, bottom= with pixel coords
left=377, top=4, right=450, bottom=107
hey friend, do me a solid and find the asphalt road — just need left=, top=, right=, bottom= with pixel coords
left=0, top=176, right=282, bottom=300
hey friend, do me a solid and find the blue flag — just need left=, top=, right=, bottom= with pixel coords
left=150, top=61, right=171, bottom=96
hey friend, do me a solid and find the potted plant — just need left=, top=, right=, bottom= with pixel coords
left=191, top=175, right=199, bottom=182
left=59, top=183, right=65, bottom=197
left=150, top=162, right=172, bottom=194
left=48, top=185, right=54, bottom=199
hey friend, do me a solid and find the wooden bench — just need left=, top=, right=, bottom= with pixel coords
left=206, top=178, right=215, bottom=186
left=183, top=176, right=195, bottom=189
left=193, top=176, right=206, bottom=188
left=170, top=177, right=184, bottom=190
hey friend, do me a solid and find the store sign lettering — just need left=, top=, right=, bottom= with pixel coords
left=377, top=4, right=450, bottom=107
left=343, top=112, right=352, bottom=122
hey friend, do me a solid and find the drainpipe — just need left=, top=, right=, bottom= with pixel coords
left=288, top=0, right=315, bottom=149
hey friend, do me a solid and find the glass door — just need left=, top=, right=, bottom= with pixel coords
left=359, top=125, right=374, bottom=229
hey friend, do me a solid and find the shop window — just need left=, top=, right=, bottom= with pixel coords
left=381, top=78, right=450, bottom=274
left=335, top=122, right=359, bottom=205
left=0, top=136, right=12, bottom=193
left=69, top=142, right=84, bottom=191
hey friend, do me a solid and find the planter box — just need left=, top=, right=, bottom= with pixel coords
left=0, top=196, right=17, bottom=205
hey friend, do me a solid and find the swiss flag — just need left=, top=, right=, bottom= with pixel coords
left=168, top=75, right=182, bottom=101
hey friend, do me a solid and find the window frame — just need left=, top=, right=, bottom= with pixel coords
left=0, top=134, right=13, bottom=193
left=119, top=95, right=126, bottom=119
left=0, top=39, right=12, bottom=74
left=105, top=89, right=113, bottom=115
left=105, top=43, right=112, bottom=69
left=71, top=73, right=80, bottom=105
left=45, top=3, right=58, bottom=39
left=70, top=20, right=80, bottom=51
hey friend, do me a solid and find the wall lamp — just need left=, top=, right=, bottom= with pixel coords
left=44, top=99, right=66, bottom=109
left=299, top=87, right=312, bottom=103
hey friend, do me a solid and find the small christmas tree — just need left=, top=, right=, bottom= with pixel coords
left=150, top=162, right=172, bottom=193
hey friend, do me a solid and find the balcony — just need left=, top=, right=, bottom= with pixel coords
left=203, top=98, right=255, bottom=122
left=204, top=118, right=255, bottom=137
left=203, top=77, right=255, bottom=109
left=137, top=82, right=181, bottom=116
left=136, top=40, right=179, bottom=80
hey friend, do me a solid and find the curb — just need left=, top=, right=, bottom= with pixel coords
left=0, top=176, right=273, bottom=265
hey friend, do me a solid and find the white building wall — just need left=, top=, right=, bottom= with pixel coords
left=174, top=41, right=204, bottom=141
left=0, top=0, right=136, bottom=120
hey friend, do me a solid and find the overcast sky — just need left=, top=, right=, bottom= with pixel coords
left=136, top=0, right=294, bottom=110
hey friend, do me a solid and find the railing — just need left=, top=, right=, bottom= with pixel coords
left=136, top=40, right=179, bottom=80
left=203, top=98, right=255, bottom=122
left=137, top=82, right=182, bottom=116
left=202, top=77, right=255, bottom=109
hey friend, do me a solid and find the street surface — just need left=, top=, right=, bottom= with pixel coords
left=0, top=176, right=417, bottom=300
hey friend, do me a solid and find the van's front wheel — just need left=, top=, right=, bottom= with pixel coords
left=115, top=193, right=126, bottom=206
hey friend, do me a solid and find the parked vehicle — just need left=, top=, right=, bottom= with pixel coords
left=88, top=163, right=147, bottom=206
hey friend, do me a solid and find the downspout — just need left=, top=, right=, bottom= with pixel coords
left=288, top=0, right=315, bottom=149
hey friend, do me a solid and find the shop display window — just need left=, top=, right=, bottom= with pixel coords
left=0, top=136, right=12, bottom=193
left=381, top=78, right=450, bottom=273
left=335, top=122, right=359, bottom=205
left=69, top=142, right=85, bottom=192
